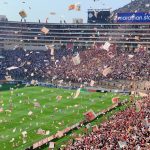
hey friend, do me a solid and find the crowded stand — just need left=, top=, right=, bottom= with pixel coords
left=51, top=47, right=150, bottom=82
left=0, top=46, right=149, bottom=83
left=65, top=97, right=150, bottom=150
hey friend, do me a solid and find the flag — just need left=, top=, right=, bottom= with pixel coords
left=68, top=4, right=76, bottom=10
left=41, top=27, right=49, bottom=34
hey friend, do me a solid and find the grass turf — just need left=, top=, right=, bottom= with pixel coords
left=0, top=84, right=129, bottom=150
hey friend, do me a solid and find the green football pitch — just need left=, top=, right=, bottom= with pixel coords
left=0, top=84, right=129, bottom=150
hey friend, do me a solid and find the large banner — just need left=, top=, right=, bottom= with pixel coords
left=116, top=12, right=150, bottom=23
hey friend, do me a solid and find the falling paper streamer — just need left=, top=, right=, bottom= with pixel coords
left=45, top=130, right=50, bottom=135
left=50, top=12, right=56, bottom=15
left=0, top=107, right=3, bottom=112
left=45, top=44, right=54, bottom=55
left=0, top=55, right=4, bottom=59
left=41, top=27, right=49, bottom=34
left=128, top=54, right=134, bottom=59
left=56, top=95, right=62, bottom=101
left=72, top=53, right=80, bottom=65
left=34, top=37, right=38, bottom=40
left=31, top=73, right=34, bottom=77
left=138, top=92, right=148, bottom=97
left=118, top=141, right=127, bottom=148
left=74, top=88, right=81, bottom=99
left=22, top=131, right=27, bottom=144
left=75, top=4, right=81, bottom=11
left=135, top=100, right=142, bottom=112
left=94, top=10, right=98, bottom=18
left=102, top=67, right=112, bottom=76
left=22, top=131, right=27, bottom=137
left=135, top=36, right=140, bottom=41
left=56, top=131, right=63, bottom=138
left=112, top=97, right=119, bottom=104
left=90, top=80, right=95, bottom=86
left=62, top=56, right=66, bottom=61
left=37, top=129, right=46, bottom=135
left=28, top=111, right=33, bottom=116
left=6, top=66, right=19, bottom=71
left=13, top=128, right=16, bottom=133
left=145, top=4, right=150, bottom=7
left=19, top=10, right=27, bottom=18
left=6, top=61, right=26, bottom=71
left=10, top=138, right=15, bottom=143
left=49, top=142, right=55, bottom=148
left=33, top=102, right=41, bottom=108
left=5, top=76, right=13, bottom=81
left=51, top=48, right=54, bottom=55
left=92, top=125, right=99, bottom=132
left=102, top=42, right=111, bottom=51
left=31, top=80, right=38, bottom=85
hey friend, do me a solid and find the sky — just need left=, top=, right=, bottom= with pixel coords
left=0, top=0, right=132, bottom=23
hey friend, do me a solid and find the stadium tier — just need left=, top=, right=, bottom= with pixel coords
left=0, top=21, right=150, bottom=51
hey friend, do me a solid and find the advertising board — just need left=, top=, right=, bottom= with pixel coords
left=116, top=12, right=150, bottom=23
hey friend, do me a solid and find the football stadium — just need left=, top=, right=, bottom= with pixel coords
left=0, top=0, right=150, bottom=150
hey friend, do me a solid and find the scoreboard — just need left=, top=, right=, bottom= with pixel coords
left=88, top=9, right=110, bottom=24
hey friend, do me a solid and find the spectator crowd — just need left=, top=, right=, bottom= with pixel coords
left=0, top=46, right=149, bottom=83
left=65, top=97, right=150, bottom=150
